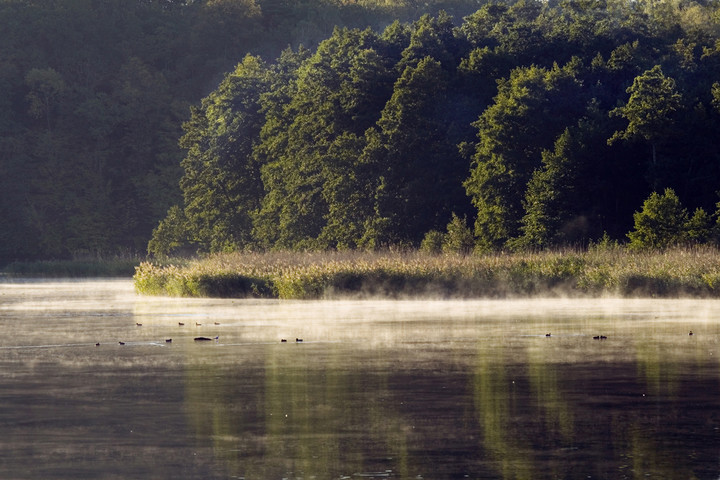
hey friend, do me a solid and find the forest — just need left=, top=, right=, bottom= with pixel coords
left=0, top=0, right=483, bottom=264
left=3, top=0, right=720, bottom=263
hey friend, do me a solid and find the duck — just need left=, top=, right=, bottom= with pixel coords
left=178, top=322, right=185, bottom=326
left=545, top=333, right=551, bottom=337
left=689, top=331, right=694, bottom=336
left=214, top=322, right=221, bottom=325
left=281, top=339, right=287, bottom=342
left=118, top=341, right=125, bottom=345
left=165, top=339, right=172, bottom=343
left=136, top=323, right=142, bottom=326
left=95, top=342, right=100, bottom=346
left=196, top=322, right=202, bottom=326
left=296, top=338, right=303, bottom=343
left=592, top=336, right=600, bottom=340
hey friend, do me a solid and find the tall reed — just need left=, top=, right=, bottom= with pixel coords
left=133, top=247, right=720, bottom=299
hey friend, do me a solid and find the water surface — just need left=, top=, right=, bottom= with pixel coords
left=1, top=279, right=719, bottom=479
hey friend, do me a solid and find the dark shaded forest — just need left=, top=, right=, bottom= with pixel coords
left=0, top=0, right=482, bottom=264
left=3, top=0, right=720, bottom=263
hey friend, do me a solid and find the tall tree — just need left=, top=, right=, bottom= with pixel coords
left=254, top=27, right=395, bottom=249
left=150, top=55, right=269, bottom=255
left=360, top=56, right=468, bottom=247
left=464, top=60, right=585, bottom=250
left=608, top=65, right=683, bottom=176
left=515, top=106, right=646, bottom=249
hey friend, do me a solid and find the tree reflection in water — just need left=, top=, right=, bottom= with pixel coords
left=1, top=282, right=719, bottom=479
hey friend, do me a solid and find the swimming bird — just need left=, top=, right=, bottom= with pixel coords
left=178, top=322, right=185, bottom=326
left=281, top=339, right=287, bottom=342
left=296, top=338, right=303, bottom=343
left=196, top=322, right=202, bottom=326
left=214, top=322, right=221, bottom=325
left=600, top=335, right=607, bottom=339
left=95, top=342, right=100, bottom=346
left=165, top=339, right=172, bottom=343
left=593, top=336, right=600, bottom=340
left=118, top=341, right=125, bottom=345
left=136, top=323, right=142, bottom=326
left=689, top=331, right=694, bottom=336
left=545, top=333, right=551, bottom=337
left=194, top=337, right=212, bottom=341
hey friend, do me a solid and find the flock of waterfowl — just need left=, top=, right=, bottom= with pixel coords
left=100, top=324, right=696, bottom=347
left=96, top=321, right=305, bottom=346
left=544, top=331, right=695, bottom=340
left=94, top=321, right=222, bottom=346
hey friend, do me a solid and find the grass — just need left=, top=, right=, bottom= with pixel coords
left=132, top=246, right=720, bottom=299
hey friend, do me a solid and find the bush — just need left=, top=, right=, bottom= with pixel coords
left=627, top=188, right=688, bottom=250
left=442, top=213, right=475, bottom=254
left=420, top=230, right=445, bottom=254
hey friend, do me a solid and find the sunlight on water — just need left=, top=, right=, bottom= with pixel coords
left=1, top=279, right=720, bottom=479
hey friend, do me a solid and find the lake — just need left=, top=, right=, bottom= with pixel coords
left=1, top=279, right=719, bottom=479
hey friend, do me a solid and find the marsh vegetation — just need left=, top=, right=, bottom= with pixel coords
left=134, top=247, right=720, bottom=299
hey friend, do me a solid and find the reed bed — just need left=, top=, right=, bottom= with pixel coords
left=133, top=247, right=720, bottom=299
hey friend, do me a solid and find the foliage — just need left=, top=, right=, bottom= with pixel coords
left=464, top=60, right=586, bottom=250
left=442, top=213, right=475, bottom=254
left=627, top=188, right=690, bottom=250
left=0, top=0, right=488, bottom=264
left=147, top=205, right=190, bottom=258
left=420, top=230, right=445, bottom=254
left=5, top=0, right=720, bottom=262
left=162, top=1, right=720, bottom=255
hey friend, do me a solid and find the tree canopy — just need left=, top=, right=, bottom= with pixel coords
left=4, top=0, right=720, bottom=261
left=0, top=0, right=484, bottom=263
left=150, top=0, right=720, bottom=256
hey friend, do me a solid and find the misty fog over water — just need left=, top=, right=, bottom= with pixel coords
left=1, top=279, right=720, bottom=479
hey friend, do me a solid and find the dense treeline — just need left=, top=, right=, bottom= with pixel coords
left=0, top=0, right=483, bottom=264
left=149, top=0, right=720, bottom=257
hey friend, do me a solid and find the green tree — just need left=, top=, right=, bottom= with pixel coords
left=686, top=207, right=712, bottom=244
left=515, top=128, right=583, bottom=250
left=464, top=60, right=585, bottom=250
left=420, top=230, right=445, bottom=254
left=442, top=213, right=475, bottom=254
left=360, top=56, right=468, bottom=247
left=712, top=82, right=720, bottom=113
left=398, top=11, right=459, bottom=71
left=175, top=55, right=269, bottom=253
left=627, top=188, right=689, bottom=250
left=147, top=205, right=189, bottom=257
left=514, top=105, right=646, bottom=249
left=459, top=3, right=509, bottom=48
left=254, top=28, right=396, bottom=249
left=609, top=65, right=683, bottom=169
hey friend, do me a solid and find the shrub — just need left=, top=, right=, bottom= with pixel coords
left=627, top=188, right=688, bottom=250
left=420, top=230, right=445, bottom=254
left=442, top=213, right=475, bottom=254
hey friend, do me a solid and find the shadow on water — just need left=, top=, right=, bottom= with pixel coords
left=1, top=280, right=720, bottom=478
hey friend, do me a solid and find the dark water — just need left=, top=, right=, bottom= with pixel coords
left=1, top=279, right=720, bottom=479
